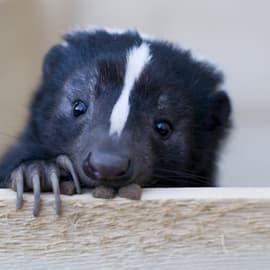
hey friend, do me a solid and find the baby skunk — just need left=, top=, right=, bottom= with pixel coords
left=0, top=27, right=231, bottom=215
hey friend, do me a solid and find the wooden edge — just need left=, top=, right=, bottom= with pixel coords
left=1, top=187, right=270, bottom=201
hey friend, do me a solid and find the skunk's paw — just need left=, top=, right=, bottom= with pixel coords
left=92, top=185, right=116, bottom=199
left=10, top=155, right=81, bottom=216
left=118, top=183, right=142, bottom=200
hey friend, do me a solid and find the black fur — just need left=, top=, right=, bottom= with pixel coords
left=0, top=28, right=231, bottom=189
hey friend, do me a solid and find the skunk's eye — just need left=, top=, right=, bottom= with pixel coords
left=154, top=120, right=173, bottom=139
left=73, top=101, right=87, bottom=117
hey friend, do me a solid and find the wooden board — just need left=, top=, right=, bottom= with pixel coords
left=0, top=188, right=270, bottom=269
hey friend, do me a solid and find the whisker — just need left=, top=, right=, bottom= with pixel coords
left=153, top=175, right=209, bottom=186
left=0, top=132, right=19, bottom=140
left=154, top=173, right=208, bottom=184
left=153, top=164, right=211, bottom=186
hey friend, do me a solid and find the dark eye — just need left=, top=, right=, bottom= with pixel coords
left=154, top=120, right=173, bottom=139
left=73, top=101, right=87, bottom=117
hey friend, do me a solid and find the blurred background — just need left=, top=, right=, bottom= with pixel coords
left=0, top=0, right=269, bottom=186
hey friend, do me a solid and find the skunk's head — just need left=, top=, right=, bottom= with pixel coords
left=31, top=27, right=231, bottom=188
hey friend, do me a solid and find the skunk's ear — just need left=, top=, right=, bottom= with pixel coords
left=207, top=91, right=232, bottom=131
left=42, top=44, right=66, bottom=80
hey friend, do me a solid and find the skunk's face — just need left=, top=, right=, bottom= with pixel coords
left=33, top=29, right=231, bottom=188
left=59, top=48, right=191, bottom=188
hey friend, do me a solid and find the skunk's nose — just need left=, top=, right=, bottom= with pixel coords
left=84, top=152, right=131, bottom=180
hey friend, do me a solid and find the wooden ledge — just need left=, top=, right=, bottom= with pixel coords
left=0, top=188, right=270, bottom=269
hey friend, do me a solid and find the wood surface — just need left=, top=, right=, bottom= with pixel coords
left=0, top=188, right=270, bottom=269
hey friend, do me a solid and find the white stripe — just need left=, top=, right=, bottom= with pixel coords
left=109, top=43, right=151, bottom=137
left=65, top=25, right=129, bottom=37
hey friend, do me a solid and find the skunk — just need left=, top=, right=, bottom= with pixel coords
left=0, top=27, right=231, bottom=215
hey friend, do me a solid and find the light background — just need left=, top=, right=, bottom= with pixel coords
left=0, top=0, right=269, bottom=186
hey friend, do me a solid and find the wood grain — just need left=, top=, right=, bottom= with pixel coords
left=0, top=188, right=270, bottom=269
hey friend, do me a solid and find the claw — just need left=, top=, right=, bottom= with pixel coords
left=32, top=172, right=41, bottom=217
left=56, top=155, right=81, bottom=194
left=48, top=166, right=61, bottom=215
left=10, top=166, right=24, bottom=209
left=16, top=174, right=24, bottom=209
